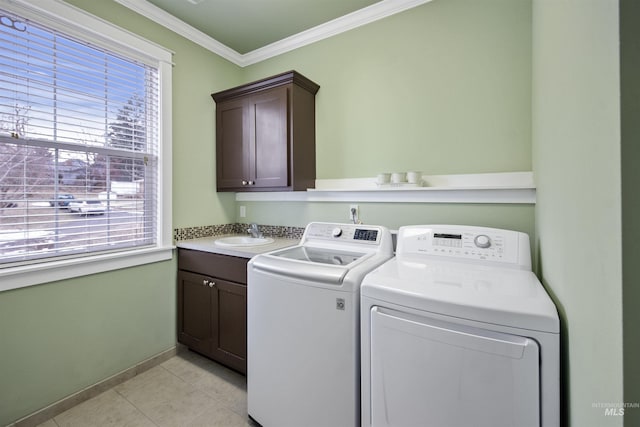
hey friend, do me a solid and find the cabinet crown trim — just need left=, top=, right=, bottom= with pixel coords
left=211, top=70, right=320, bottom=102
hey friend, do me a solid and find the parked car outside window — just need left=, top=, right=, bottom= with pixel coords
left=0, top=0, right=172, bottom=292
left=49, top=194, right=75, bottom=207
left=68, top=200, right=105, bottom=215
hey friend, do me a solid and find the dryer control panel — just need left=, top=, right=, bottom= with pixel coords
left=397, top=225, right=531, bottom=269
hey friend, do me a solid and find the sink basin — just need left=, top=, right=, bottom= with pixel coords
left=214, top=236, right=275, bottom=247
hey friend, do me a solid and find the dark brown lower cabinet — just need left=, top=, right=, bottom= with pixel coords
left=177, top=249, right=248, bottom=374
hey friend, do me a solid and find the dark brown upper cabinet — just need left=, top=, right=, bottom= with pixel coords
left=211, top=71, right=320, bottom=192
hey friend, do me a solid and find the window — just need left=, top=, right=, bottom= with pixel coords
left=0, top=0, right=173, bottom=291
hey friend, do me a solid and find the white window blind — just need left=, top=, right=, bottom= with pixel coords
left=0, top=7, right=161, bottom=266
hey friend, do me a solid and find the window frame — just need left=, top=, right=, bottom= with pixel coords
left=0, top=0, right=173, bottom=292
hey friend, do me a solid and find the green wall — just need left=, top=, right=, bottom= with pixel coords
left=239, top=201, right=534, bottom=240
left=0, top=1, right=241, bottom=425
left=532, top=1, right=623, bottom=426
left=244, top=0, right=533, bottom=179
left=620, top=0, right=640, bottom=424
left=0, top=0, right=539, bottom=424
left=237, top=0, right=534, bottom=245
left=0, top=261, right=176, bottom=424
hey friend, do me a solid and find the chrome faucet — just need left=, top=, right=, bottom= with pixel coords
left=247, top=223, right=263, bottom=238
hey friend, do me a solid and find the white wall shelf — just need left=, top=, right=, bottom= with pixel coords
left=235, top=172, right=536, bottom=204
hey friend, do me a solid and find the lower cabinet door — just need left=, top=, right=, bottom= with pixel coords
left=177, top=270, right=213, bottom=356
left=211, top=278, right=247, bottom=374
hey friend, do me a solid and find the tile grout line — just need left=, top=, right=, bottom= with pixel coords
left=111, top=364, right=192, bottom=427
left=170, top=361, right=247, bottom=427
left=116, top=363, right=218, bottom=427
left=112, top=387, right=161, bottom=427
left=159, top=355, right=249, bottom=423
left=193, top=371, right=248, bottom=420
left=157, top=362, right=234, bottom=419
left=11, top=347, right=176, bottom=427
left=41, top=354, right=249, bottom=427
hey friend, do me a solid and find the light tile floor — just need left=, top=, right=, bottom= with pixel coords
left=37, top=350, right=255, bottom=427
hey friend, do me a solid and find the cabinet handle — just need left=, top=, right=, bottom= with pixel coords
left=248, top=180, right=255, bottom=185
left=202, top=279, right=208, bottom=286
left=208, top=281, right=216, bottom=288
left=242, top=180, right=248, bottom=185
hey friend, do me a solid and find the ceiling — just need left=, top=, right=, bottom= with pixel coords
left=144, top=0, right=382, bottom=54
left=115, top=0, right=432, bottom=66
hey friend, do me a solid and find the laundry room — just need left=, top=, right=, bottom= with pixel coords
left=0, top=0, right=636, bottom=427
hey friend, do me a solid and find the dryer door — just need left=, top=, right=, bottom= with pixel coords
left=369, top=307, right=540, bottom=427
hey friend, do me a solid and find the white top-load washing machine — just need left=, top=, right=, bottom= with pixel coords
left=248, top=222, right=393, bottom=427
left=361, top=225, right=560, bottom=427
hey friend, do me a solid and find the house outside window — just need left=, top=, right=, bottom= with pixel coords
left=0, top=0, right=173, bottom=291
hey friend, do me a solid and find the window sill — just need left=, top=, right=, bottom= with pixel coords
left=0, top=246, right=174, bottom=292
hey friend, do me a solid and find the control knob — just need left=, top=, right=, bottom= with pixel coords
left=474, top=234, right=491, bottom=248
left=332, top=227, right=343, bottom=238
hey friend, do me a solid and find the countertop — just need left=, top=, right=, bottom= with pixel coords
left=176, top=234, right=299, bottom=259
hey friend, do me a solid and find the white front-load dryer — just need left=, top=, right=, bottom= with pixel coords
left=361, top=225, right=560, bottom=427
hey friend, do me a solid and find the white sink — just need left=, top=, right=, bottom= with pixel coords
left=214, top=236, right=274, bottom=247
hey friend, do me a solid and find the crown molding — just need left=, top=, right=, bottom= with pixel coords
left=114, top=0, right=432, bottom=67
left=240, top=0, right=432, bottom=66
left=113, top=0, right=243, bottom=64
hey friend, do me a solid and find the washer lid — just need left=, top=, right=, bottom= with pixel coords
left=273, top=246, right=366, bottom=266
left=251, top=247, right=375, bottom=285
left=361, top=256, right=559, bottom=333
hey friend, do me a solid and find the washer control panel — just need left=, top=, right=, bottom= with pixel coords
left=398, top=225, right=530, bottom=268
left=303, top=222, right=384, bottom=245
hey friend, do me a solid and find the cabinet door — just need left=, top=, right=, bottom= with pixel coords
left=211, top=278, right=247, bottom=374
left=177, top=271, right=213, bottom=356
left=248, top=86, right=289, bottom=189
left=216, top=97, right=249, bottom=190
